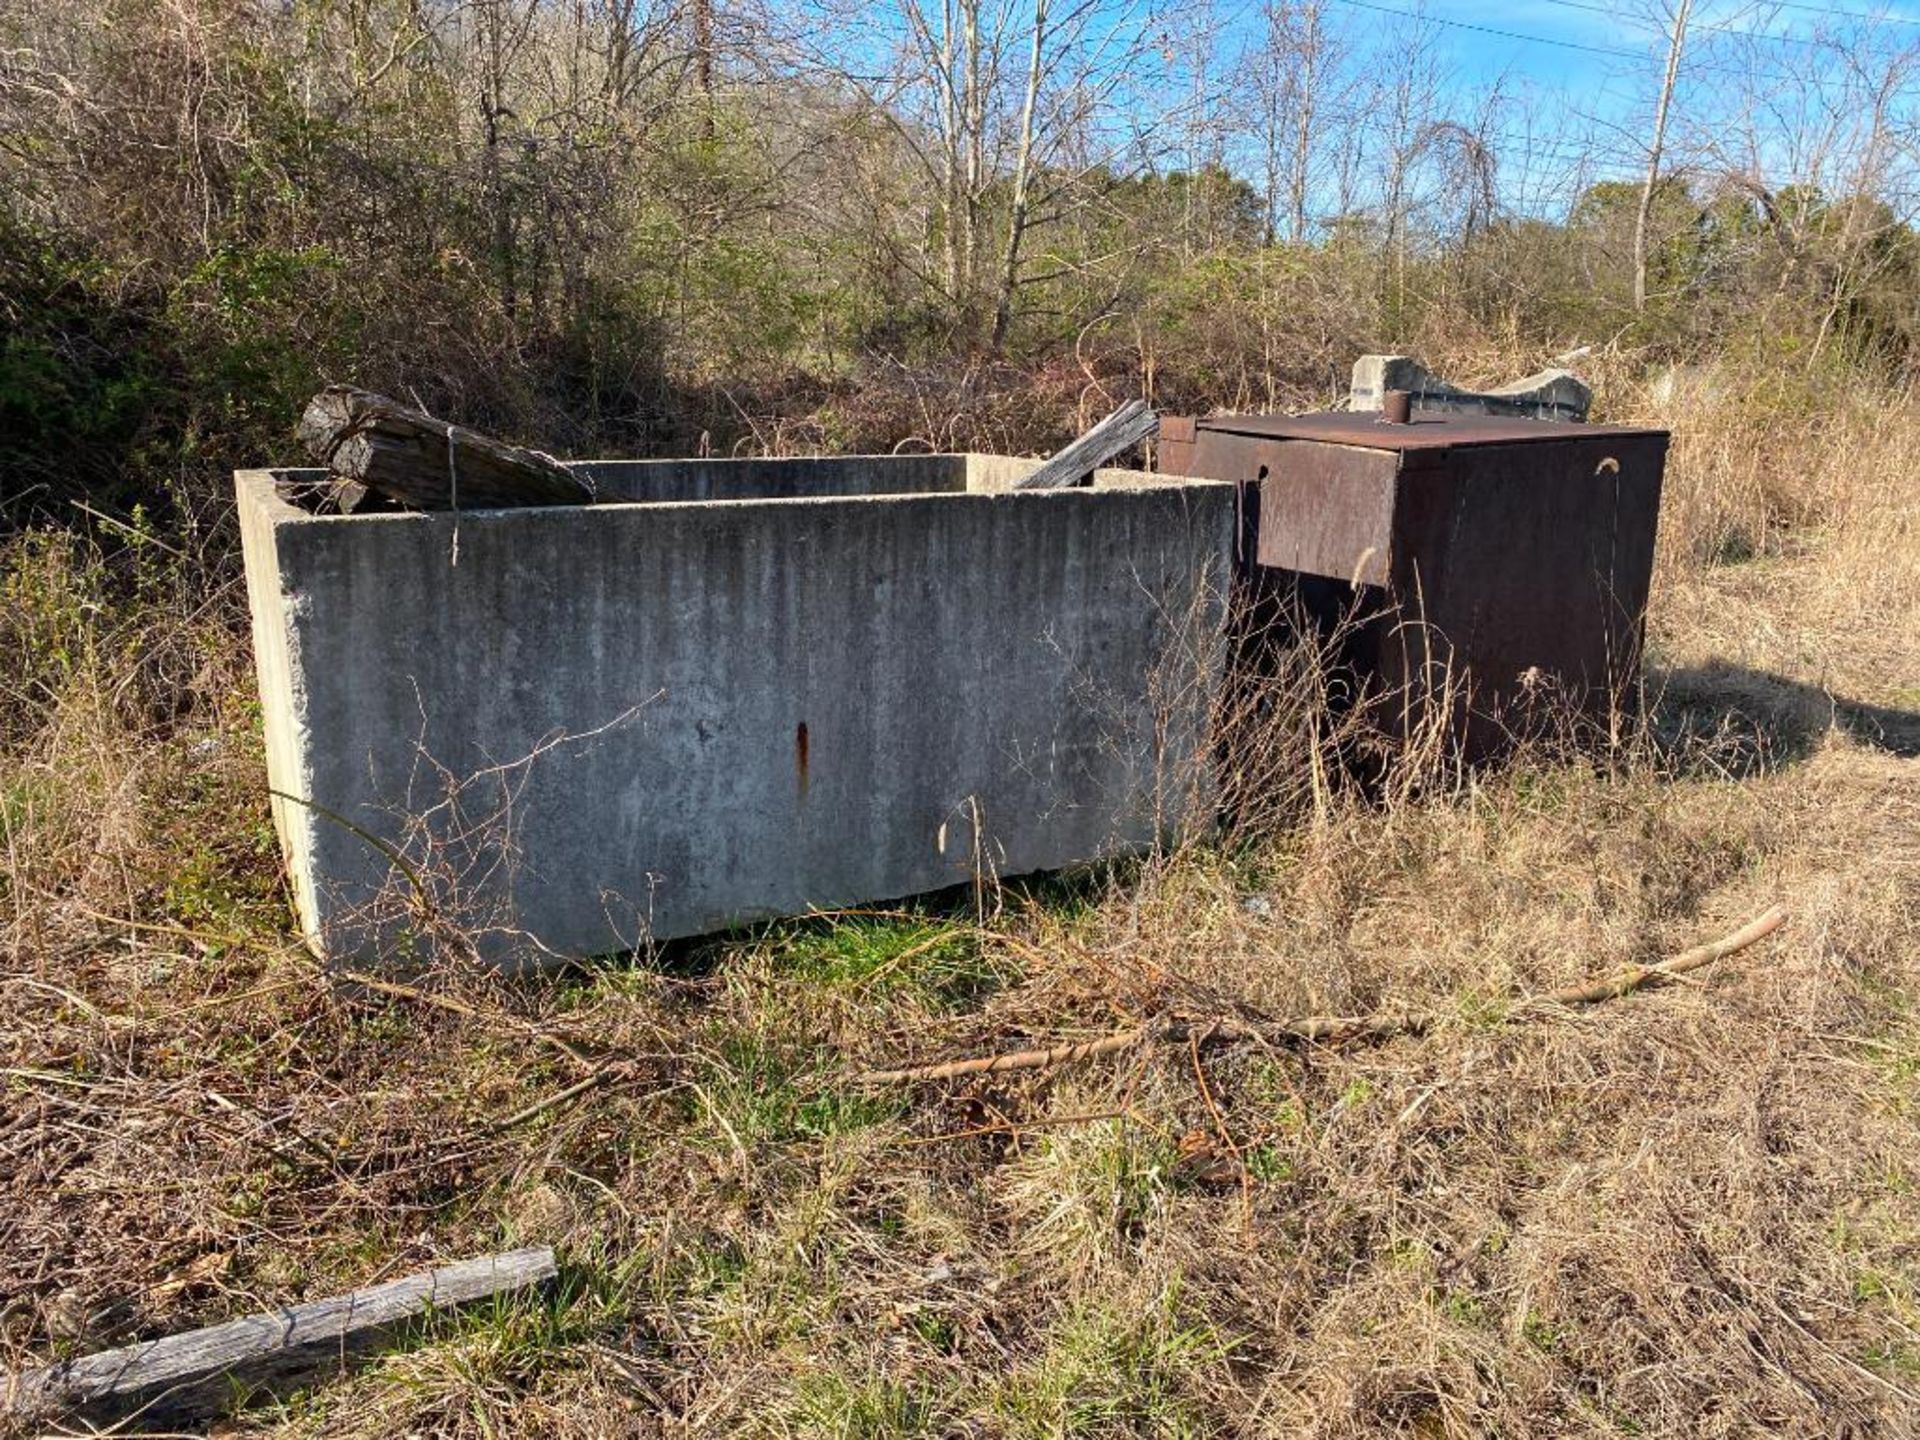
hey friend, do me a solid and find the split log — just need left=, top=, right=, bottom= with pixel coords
left=4, top=1247, right=558, bottom=1427
left=1015, top=399, right=1160, bottom=490
left=298, top=386, right=593, bottom=510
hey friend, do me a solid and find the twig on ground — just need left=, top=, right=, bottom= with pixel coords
left=338, top=968, right=600, bottom=1067
left=895, top=1109, right=1136, bottom=1148
left=866, top=1029, right=1149, bottom=1085
left=858, top=905, right=1790, bottom=1085
left=335, top=969, right=678, bottom=1134
left=1189, top=1027, right=1254, bottom=1234
left=490, top=1072, right=616, bottom=1134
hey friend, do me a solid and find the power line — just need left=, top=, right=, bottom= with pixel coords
left=1319, top=0, right=1912, bottom=89
left=1223, top=100, right=1659, bottom=180
left=1741, top=0, right=1920, bottom=28
left=1323, top=0, right=1651, bottom=61
left=1214, top=80, right=1649, bottom=167
left=1527, top=0, right=1920, bottom=48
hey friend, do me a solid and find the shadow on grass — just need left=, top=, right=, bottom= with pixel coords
left=604, top=857, right=1143, bottom=983
left=1651, top=661, right=1920, bottom=775
left=619, top=891, right=976, bottom=983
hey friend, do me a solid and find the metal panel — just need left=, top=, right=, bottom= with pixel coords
left=1383, top=433, right=1667, bottom=758
left=1187, top=427, right=1267, bottom=485
left=1157, top=415, right=1197, bottom=478
left=1182, top=410, right=1670, bottom=767
left=1254, top=440, right=1395, bottom=587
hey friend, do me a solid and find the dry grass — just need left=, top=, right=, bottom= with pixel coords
left=3, top=366, right=1919, bottom=1438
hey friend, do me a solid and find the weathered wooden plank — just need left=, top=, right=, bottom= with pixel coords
left=4, top=1247, right=558, bottom=1427
left=298, top=386, right=593, bottom=510
left=1015, top=399, right=1160, bottom=490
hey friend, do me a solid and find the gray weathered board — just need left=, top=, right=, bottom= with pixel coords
left=1014, top=399, right=1159, bottom=490
left=4, top=1247, right=558, bottom=1426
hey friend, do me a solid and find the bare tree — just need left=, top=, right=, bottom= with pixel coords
left=1687, top=6, right=1920, bottom=362
left=793, top=0, right=1166, bottom=350
left=1246, top=0, right=1346, bottom=246
left=990, top=0, right=1049, bottom=350
left=1370, top=9, right=1446, bottom=315
left=1633, top=0, right=1691, bottom=312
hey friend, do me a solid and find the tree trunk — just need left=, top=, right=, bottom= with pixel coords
left=1633, top=0, right=1692, bottom=313
left=990, top=0, right=1048, bottom=353
left=1289, top=3, right=1320, bottom=244
left=692, top=0, right=716, bottom=141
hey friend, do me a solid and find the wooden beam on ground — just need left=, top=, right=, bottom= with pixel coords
left=298, top=386, right=593, bottom=510
left=1015, top=399, right=1160, bottom=490
left=4, top=1247, right=558, bottom=1428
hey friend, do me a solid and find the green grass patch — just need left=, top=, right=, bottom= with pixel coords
left=695, top=1030, right=902, bottom=1146
left=1453, top=984, right=1513, bottom=1029
left=786, top=1370, right=955, bottom=1439
left=1522, top=1311, right=1562, bottom=1352
left=1862, top=1339, right=1920, bottom=1383
left=1244, top=1144, right=1295, bottom=1183
left=770, top=914, right=1005, bottom=1009
left=1003, top=858, right=1133, bottom=929
left=989, top=1287, right=1229, bottom=1438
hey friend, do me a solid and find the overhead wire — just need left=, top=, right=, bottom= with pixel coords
left=1740, top=0, right=1920, bottom=26
left=1528, top=0, right=1920, bottom=43
left=1319, top=0, right=1919, bottom=89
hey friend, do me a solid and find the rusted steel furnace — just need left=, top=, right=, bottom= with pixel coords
left=1161, top=406, right=1671, bottom=763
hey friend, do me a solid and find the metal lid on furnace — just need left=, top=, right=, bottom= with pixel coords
left=1192, top=411, right=1668, bottom=451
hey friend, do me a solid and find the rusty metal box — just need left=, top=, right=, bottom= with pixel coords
left=1176, top=410, right=1669, bottom=762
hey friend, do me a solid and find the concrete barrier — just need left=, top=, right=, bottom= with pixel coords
left=1350, top=355, right=1592, bottom=423
left=239, top=455, right=1235, bottom=964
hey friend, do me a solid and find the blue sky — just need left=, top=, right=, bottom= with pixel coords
left=1407, top=0, right=1920, bottom=97
left=1282, top=0, right=1920, bottom=216
left=853, top=0, right=1920, bottom=224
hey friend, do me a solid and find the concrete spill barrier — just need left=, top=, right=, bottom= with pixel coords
left=239, top=455, right=1235, bottom=965
left=1350, top=354, right=1593, bottom=423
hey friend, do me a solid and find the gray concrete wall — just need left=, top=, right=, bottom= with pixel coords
left=580, top=453, right=968, bottom=503
left=238, top=458, right=1235, bottom=964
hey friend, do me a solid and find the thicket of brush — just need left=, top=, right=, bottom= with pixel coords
left=5, top=0, right=1919, bottom=533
